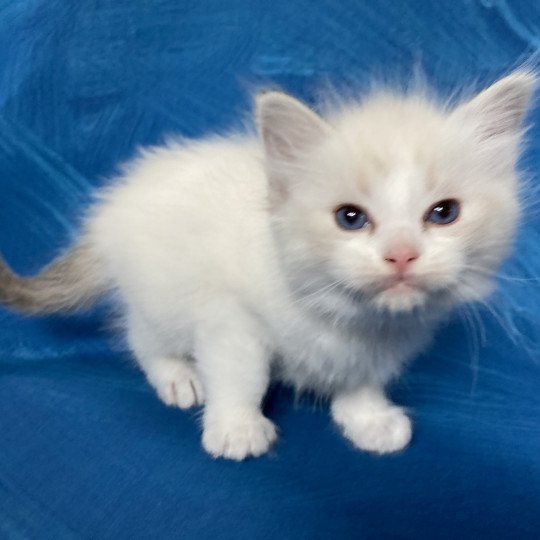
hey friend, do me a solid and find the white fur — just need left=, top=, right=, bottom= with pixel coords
left=84, top=71, right=534, bottom=459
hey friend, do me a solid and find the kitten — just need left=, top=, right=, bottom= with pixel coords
left=0, top=71, right=534, bottom=460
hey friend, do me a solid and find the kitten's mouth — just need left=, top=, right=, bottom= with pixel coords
left=379, top=275, right=424, bottom=294
left=385, top=281, right=419, bottom=294
left=336, top=274, right=431, bottom=312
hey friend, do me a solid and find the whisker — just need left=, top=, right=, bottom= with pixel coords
left=456, top=303, right=481, bottom=394
left=460, top=263, right=540, bottom=283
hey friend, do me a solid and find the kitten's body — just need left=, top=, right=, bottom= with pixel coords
left=0, top=72, right=535, bottom=459
left=91, top=137, right=435, bottom=394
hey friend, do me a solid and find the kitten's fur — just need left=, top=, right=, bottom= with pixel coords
left=0, top=71, right=535, bottom=459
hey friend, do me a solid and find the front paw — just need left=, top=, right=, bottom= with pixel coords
left=148, top=360, right=205, bottom=410
left=332, top=404, right=412, bottom=454
left=202, top=411, right=278, bottom=461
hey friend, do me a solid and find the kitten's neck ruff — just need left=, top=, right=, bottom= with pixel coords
left=264, top=259, right=444, bottom=393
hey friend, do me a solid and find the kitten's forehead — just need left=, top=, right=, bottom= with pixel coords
left=350, top=138, right=441, bottom=203
left=366, top=162, right=435, bottom=223
left=335, top=94, right=450, bottom=147
left=332, top=96, right=457, bottom=196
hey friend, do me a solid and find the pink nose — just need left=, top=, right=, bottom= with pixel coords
left=384, top=244, right=419, bottom=274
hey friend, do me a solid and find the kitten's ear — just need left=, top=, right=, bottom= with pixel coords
left=256, top=91, right=332, bottom=163
left=454, top=70, right=536, bottom=139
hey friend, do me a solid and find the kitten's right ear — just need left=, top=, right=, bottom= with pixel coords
left=256, top=91, right=333, bottom=205
left=256, top=92, right=331, bottom=162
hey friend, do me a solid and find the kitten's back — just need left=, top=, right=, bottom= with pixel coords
left=87, top=135, right=279, bottom=316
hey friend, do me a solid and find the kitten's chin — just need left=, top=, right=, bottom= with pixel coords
left=372, top=272, right=493, bottom=314
left=373, top=282, right=428, bottom=313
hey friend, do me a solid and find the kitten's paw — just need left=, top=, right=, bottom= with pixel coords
left=202, top=411, right=278, bottom=461
left=148, top=360, right=205, bottom=409
left=332, top=405, right=412, bottom=454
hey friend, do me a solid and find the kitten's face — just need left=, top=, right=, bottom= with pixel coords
left=258, top=72, right=534, bottom=315
left=276, top=129, right=518, bottom=314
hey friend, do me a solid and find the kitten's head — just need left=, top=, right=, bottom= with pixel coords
left=257, top=71, right=536, bottom=316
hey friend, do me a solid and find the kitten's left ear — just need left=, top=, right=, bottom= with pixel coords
left=453, top=70, right=537, bottom=139
left=256, top=91, right=333, bottom=163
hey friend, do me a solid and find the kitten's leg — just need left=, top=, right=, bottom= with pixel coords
left=138, top=355, right=204, bottom=409
left=195, top=303, right=277, bottom=461
left=331, top=386, right=412, bottom=454
left=127, top=314, right=204, bottom=409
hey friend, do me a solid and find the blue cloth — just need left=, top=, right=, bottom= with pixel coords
left=1, top=1, right=540, bottom=538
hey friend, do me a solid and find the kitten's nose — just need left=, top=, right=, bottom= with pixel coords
left=384, top=244, right=419, bottom=274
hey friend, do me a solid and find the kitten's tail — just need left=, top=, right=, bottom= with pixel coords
left=0, top=240, right=109, bottom=315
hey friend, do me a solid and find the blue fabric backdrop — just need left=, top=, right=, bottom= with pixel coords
left=1, top=1, right=540, bottom=538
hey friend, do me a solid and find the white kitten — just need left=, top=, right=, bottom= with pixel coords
left=0, top=71, right=534, bottom=460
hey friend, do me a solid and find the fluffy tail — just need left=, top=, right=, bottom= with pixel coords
left=0, top=241, right=109, bottom=315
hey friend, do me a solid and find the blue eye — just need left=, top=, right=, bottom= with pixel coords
left=335, top=205, right=370, bottom=230
left=425, top=199, right=460, bottom=225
